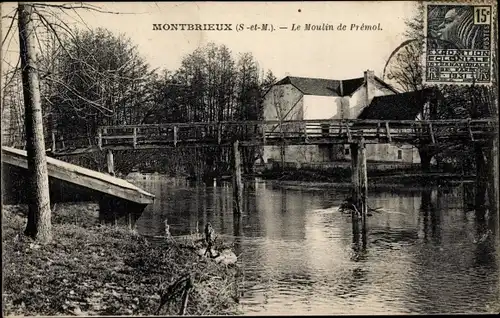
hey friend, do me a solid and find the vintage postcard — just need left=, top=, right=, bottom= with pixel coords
left=1, top=1, right=499, bottom=316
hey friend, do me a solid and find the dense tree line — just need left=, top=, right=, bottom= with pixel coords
left=2, top=27, right=277, bottom=180
left=4, top=7, right=496, bottom=179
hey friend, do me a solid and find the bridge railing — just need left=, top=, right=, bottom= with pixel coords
left=46, top=118, right=496, bottom=152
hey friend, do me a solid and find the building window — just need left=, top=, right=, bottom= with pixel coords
left=345, top=147, right=350, bottom=155
left=397, top=149, right=403, bottom=159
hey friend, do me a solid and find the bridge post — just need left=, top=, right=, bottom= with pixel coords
left=350, top=138, right=368, bottom=246
left=232, top=140, right=243, bottom=215
left=350, top=142, right=359, bottom=204
left=98, top=130, right=102, bottom=150
left=133, top=127, right=137, bottom=148
left=487, top=138, right=499, bottom=231
left=51, top=131, right=56, bottom=152
left=107, top=149, right=115, bottom=176
left=474, top=143, right=487, bottom=223
left=359, top=139, right=368, bottom=248
left=173, top=126, right=178, bottom=147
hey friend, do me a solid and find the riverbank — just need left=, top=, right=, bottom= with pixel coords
left=259, top=166, right=472, bottom=187
left=3, top=203, right=242, bottom=316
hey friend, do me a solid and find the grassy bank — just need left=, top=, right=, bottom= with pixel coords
left=2, top=203, right=242, bottom=316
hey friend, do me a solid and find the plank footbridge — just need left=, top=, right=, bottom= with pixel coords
left=2, top=118, right=497, bottom=229
left=45, top=119, right=497, bottom=156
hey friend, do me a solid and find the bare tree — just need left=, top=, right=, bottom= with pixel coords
left=3, top=2, right=142, bottom=240
left=384, top=2, right=425, bottom=92
left=17, top=2, right=52, bottom=242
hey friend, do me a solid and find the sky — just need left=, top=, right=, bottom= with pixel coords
left=2, top=1, right=418, bottom=81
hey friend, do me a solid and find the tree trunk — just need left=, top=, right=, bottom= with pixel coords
left=18, top=3, right=52, bottom=243
left=418, top=147, right=433, bottom=173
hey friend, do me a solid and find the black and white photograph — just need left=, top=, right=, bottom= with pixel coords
left=1, top=1, right=499, bottom=316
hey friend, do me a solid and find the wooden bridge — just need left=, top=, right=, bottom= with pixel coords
left=2, top=118, right=497, bottom=235
left=45, top=118, right=497, bottom=156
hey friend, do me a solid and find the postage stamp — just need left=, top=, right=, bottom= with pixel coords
left=424, top=2, right=494, bottom=85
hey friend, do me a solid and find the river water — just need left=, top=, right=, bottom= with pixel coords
left=130, top=174, right=499, bottom=315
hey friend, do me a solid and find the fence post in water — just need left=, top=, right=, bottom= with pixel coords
left=232, top=140, right=243, bottom=215
left=350, top=142, right=360, bottom=207
left=107, top=149, right=115, bottom=176
left=350, top=139, right=368, bottom=246
left=358, top=138, right=368, bottom=247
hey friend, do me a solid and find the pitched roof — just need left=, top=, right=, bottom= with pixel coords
left=357, top=89, right=434, bottom=120
left=273, top=75, right=398, bottom=97
left=275, top=76, right=342, bottom=96
left=341, top=77, right=365, bottom=96
left=373, top=76, right=400, bottom=94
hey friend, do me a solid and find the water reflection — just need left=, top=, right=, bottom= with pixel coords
left=131, top=175, right=499, bottom=314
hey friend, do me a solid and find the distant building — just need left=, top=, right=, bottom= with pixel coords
left=262, top=70, right=431, bottom=166
left=354, top=88, right=438, bottom=164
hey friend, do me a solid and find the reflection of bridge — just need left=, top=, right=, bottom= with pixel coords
left=44, top=119, right=497, bottom=156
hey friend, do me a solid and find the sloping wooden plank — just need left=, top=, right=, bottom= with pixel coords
left=2, top=146, right=154, bottom=205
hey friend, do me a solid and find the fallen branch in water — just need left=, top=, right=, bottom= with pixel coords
left=338, top=197, right=383, bottom=216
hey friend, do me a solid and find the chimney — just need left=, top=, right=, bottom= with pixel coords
left=364, top=70, right=375, bottom=106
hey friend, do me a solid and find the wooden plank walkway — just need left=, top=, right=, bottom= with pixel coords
left=2, top=146, right=155, bottom=205
left=37, top=118, right=498, bottom=156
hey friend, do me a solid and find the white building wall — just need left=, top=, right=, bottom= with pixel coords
left=263, top=84, right=305, bottom=163
left=344, top=144, right=421, bottom=164
left=347, top=79, right=396, bottom=120
left=302, top=95, right=340, bottom=119
left=349, top=87, right=367, bottom=119
left=263, top=84, right=304, bottom=121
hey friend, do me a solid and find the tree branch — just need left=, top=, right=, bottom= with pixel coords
left=1, top=8, right=18, bottom=47
left=31, top=2, right=140, bottom=15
